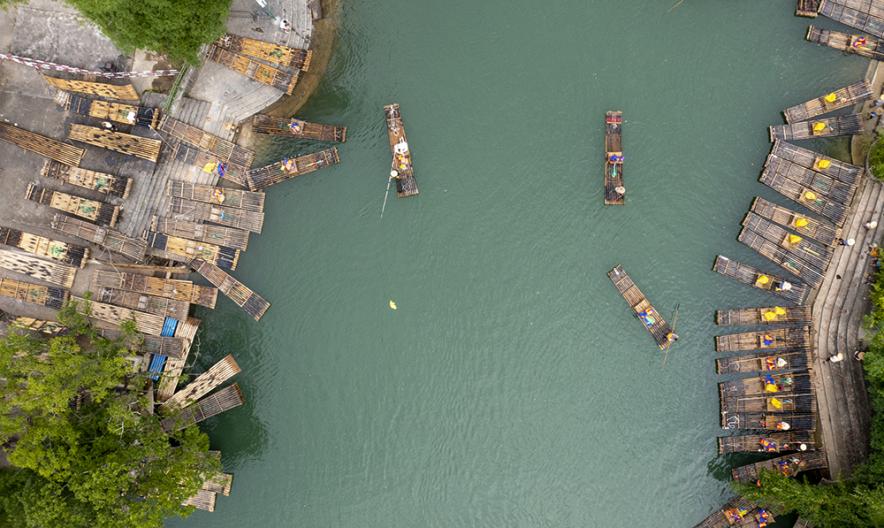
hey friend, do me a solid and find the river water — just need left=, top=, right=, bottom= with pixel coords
left=170, top=2, right=867, bottom=527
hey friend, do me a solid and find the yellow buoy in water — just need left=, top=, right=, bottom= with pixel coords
left=824, top=92, right=838, bottom=103
left=804, top=191, right=817, bottom=201
left=389, top=300, right=397, bottom=310
left=794, top=217, right=809, bottom=228
left=815, top=158, right=831, bottom=170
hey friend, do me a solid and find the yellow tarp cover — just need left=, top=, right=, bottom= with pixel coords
left=815, top=158, right=831, bottom=169
left=794, top=217, right=809, bottom=228
left=788, top=234, right=803, bottom=244
left=824, top=93, right=838, bottom=103
left=812, top=122, right=827, bottom=132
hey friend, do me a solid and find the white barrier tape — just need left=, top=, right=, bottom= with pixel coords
left=0, top=53, right=179, bottom=78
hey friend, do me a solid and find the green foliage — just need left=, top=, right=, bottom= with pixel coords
left=870, top=140, right=884, bottom=182
left=64, top=0, right=232, bottom=63
left=0, top=303, right=219, bottom=528
left=0, top=0, right=24, bottom=9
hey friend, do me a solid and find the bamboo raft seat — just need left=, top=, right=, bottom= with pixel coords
left=245, top=147, right=340, bottom=191
left=92, top=270, right=217, bottom=309
left=604, top=111, right=625, bottom=205
left=720, top=373, right=813, bottom=399
left=716, top=327, right=812, bottom=353
left=41, top=160, right=132, bottom=199
left=759, top=170, right=847, bottom=226
left=161, top=354, right=240, bottom=412
left=151, top=216, right=250, bottom=251
left=0, top=248, right=77, bottom=288
left=769, top=114, right=863, bottom=141
left=713, top=256, right=809, bottom=305
left=0, top=122, right=85, bottom=166
left=62, top=93, right=160, bottom=128
left=183, top=489, right=216, bottom=512
left=160, top=383, right=245, bottom=432
left=737, top=227, right=825, bottom=287
left=251, top=114, right=346, bottom=142
left=96, top=327, right=188, bottom=359
left=0, top=277, right=68, bottom=308
left=720, top=393, right=817, bottom=417
left=164, top=139, right=249, bottom=188
left=806, top=25, right=884, bottom=60
left=215, top=33, right=312, bottom=70
left=157, top=117, right=254, bottom=168
left=715, top=305, right=812, bottom=326
left=819, top=0, right=884, bottom=38
left=770, top=140, right=862, bottom=184
left=717, top=431, right=816, bottom=454
left=732, top=451, right=827, bottom=484
left=49, top=213, right=147, bottom=262
left=796, top=0, right=821, bottom=17
left=750, top=197, right=840, bottom=246
left=168, top=197, right=264, bottom=234
left=608, top=265, right=676, bottom=349
left=68, top=124, right=162, bottom=163
left=206, top=45, right=300, bottom=95
left=0, top=226, right=88, bottom=268
left=26, top=184, right=119, bottom=227
left=42, top=76, right=139, bottom=101
left=722, top=412, right=816, bottom=432
left=96, top=288, right=190, bottom=320
left=384, top=104, right=418, bottom=198
left=692, top=497, right=765, bottom=528
left=191, top=258, right=270, bottom=321
left=783, top=80, right=872, bottom=123
left=167, top=181, right=264, bottom=212
left=716, top=348, right=812, bottom=375
left=147, top=232, right=240, bottom=271
left=743, top=212, right=832, bottom=263
left=762, top=155, right=857, bottom=205
left=70, top=296, right=166, bottom=335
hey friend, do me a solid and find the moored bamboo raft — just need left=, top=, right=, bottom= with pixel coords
left=96, top=288, right=190, bottom=320
left=156, top=317, right=201, bottom=401
left=751, top=197, right=840, bottom=246
left=206, top=45, right=299, bottom=94
left=201, top=473, right=234, bottom=496
left=604, top=110, right=625, bottom=205
left=161, top=354, right=241, bottom=411
left=168, top=197, right=264, bottom=233
left=0, top=248, right=77, bottom=288
left=70, top=296, right=166, bottom=335
left=608, top=265, right=676, bottom=350
left=743, top=212, right=833, bottom=263
left=0, top=277, right=68, bottom=308
left=215, top=34, right=312, bottom=70
left=385, top=103, right=418, bottom=198
left=721, top=393, right=817, bottom=416
left=0, top=226, right=88, bottom=268
left=26, top=184, right=119, bottom=227
left=92, top=270, right=217, bottom=309
left=759, top=170, right=847, bottom=225
left=713, top=256, right=809, bottom=305
left=49, top=213, right=147, bottom=262
left=0, top=122, right=84, bottom=166
left=41, top=160, right=132, bottom=198
left=769, top=114, right=863, bottom=141
left=161, top=383, right=245, bottom=432
left=245, top=147, right=340, bottom=191
left=68, top=124, right=162, bottom=162
left=42, top=76, right=139, bottom=101
left=783, top=80, right=872, bottom=122
left=819, top=0, right=884, bottom=38
left=167, top=181, right=264, bottom=212
left=96, top=327, right=188, bottom=359
left=722, top=412, right=816, bottom=432
left=737, top=227, right=825, bottom=287
left=251, top=114, right=346, bottom=142
left=147, top=232, right=240, bottom=271
left=797, top=0, right=821, bottom=17
left=762, top=155, right=856, bottom=204
left=1, top=312, right=66, bottom=335
left=157, top=117, right=254, bottom=168
left=692, top=497, right=765, bottom=528
left=183, top=489, right=216, bottom=512
left=720, top=373, right=813, bottom=398
left=151, top=217, right=249, bottom=251
left=62, top=93, right=160, bottom=128
left=732, top=451, right=827, bottom=483
left=806, top=25, right=884, bottom=59
left=716, top=327, right=812, bottom=353
left=191, top=258, right=270, bottom=321
left=718, top=431, right=816, bottom=453
left=770, top=140, right=862, bottom=184
left=716, top=349, right=812, bottom=375
left=165, top=140, right=249, bottom=187
left=715, top=305, right=812, bottom=326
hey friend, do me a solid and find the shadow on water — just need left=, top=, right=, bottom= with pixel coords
left=706, top=452, right=778, bottom=482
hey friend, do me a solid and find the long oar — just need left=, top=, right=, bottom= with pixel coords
left=380, top=170, right=395, bottom=219
left=662, top=303, right=680, bottom=367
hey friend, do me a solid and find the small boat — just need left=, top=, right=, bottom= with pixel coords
left=384, top=103, right=418, bottom=198
left=608, top=265, right=676, bottom=350
left=604, top=111, right=624, bottom=205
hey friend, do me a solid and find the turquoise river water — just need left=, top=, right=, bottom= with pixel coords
left=170, top=1, right=869, bottom=527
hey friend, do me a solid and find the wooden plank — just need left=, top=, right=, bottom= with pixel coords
left=156, top=317, right=200, bottom=401
left=0, top=122, right=84, bottom=166
left=70, top=296, right=166, bottom=335
left=161, top=354, right=240, bottom=411
left=96, top=288, right=190, bottom=319
left=147, top=231, right=240, bottom=271
left=0, top=277, right=68, bottom=308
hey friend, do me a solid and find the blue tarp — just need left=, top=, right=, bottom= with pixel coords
left=161, top=317, right=179, bottom=337
left=148, top=354, right=167, bottom=381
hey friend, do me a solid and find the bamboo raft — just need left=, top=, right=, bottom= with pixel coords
left=161, top=354, right=240, bottom=412
left=191, top=258, right=270, bottom=321
left=797, top=0, right=821, bottom=17
left=716, top=349, right=812, bottom=375
left=215, top=34, right=312, bottom=70
left=96, top=288, right=190, bottom=320
left=164, top=139, right=249, bottom=187
left=732, top=451, right=827, bottom=483
left=716, top=327, right=812, bottom=353
left=604, top=111, right=625, bottom=205
left=715, top=305, right=811, bottom=326
left=41, top=160, right=132, bottom=199
left=245, top=147, right=340, bottom=191
left=68, top=124, right=162, bottom=162
left=147, top=232, right=240, bottom=271
left=722, top=412, right=816, bottom=432
left=783, top=80, right=872, bottom=123
left=759, top=170, right=847, bottom=226
left=70, top=296, right=166, bottom=335
left=806, top=25, right=884, bottom=60
left=819, top=0, right=884, bottom=38
left=157, top=117, right=254, bottom=168
left=743, top=212, right=833, bottom=263
left=151, top=217, right=250, bottom=251
left=769, top=114, right=863, bottom=141
left=718, top=431, right=816, bottom=453
left=92, top=270, right=217, bottom=309
left=96, top=327, right=188, bottom=359
left=167, top=181, right=264, bottom=212
left=42, top=76, right=139, bottom=101
left=0, top=122, right=84, bottom=166
left=737, top=226, right=825, bottom=287
left=0, top=248, right=77, bottom=288
left=721, top=393, right=817, bottom=417
left=385, top=104, right=419, bottom=198
left=161, top=383, right=245, bottom=433
left=50, top=214, right=147, bottom=262
left=183, top=489, right=216, bottom=512
left=0, top=277, right=68, bottom=308
left=608, top=265, right=675, bottom=349
left=762, top=155, right=856, bottom=204
left=1, top=313, right=66, bottom=335
left=770, top=140, right=862, bottom=184
left=0, top=226, right=88, bottom=268
left=156, top=317, right=201, bottom=401
left=168, top=197, right=264, bottom=234
left=26, top=184, right=119, bottom=227
left=63, top=93, right=160, bottom=128
left=750, top=197, right=839, bottom=246
left=712, top=256, right=809, bottom=305
left=201, top=472, right=234, bottom=496
left=206, top=45, right=299, bottom=95
left=693, top=497, right=766, bottom=528
left=720, top=373, right=813, bottom=398
left=251, top=114, right=346, bottom=142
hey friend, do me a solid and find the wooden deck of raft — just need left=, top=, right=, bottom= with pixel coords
left=722, top=411, right=816, bottom=431
left=252, top=114, right=346, bottom=142
left=783, top=80, right=872, bottom=122
left=819, top=0, right=884, bottom=38
left=807, top=25, right=884, bottom=59
left=763, top=154, right=857, bottom=204
left=693, top=497, right=773, bottom=528
left=215, top=34, right=312, bottom=71
left=168, top=197, right=263, bottom=234
left=147, top=231, right=240, bottom=271
left=0, top=122, right=84, bottom=166
left=715, top=327, right=813, bottom=352
left=0, top=276, right=67, bottom=308
left=720, top=373, right=813, bottom=399
left=738, top=212, right=832, bottom=286
left=191, top=258, right=270, bottom=321
left=769, top=113, right=863, bottom=141
left=245, top=147, right=340, bottom=191
left=713, top=256, right=809, bottom=305
left=92, top=270, right=217, bottom=308
left=385, top=103, right=419, bottom=198
left=42, top=160, right=132, bottom=199
left=68, top=124, right=162, bottom=162
left=718, top=431, right=816, bottom=453
left=732, top=451, right=827, bottom=483
left=716, top=348, right=812, bottom=375
left=160, top=383, right=245, bottom=432
left=157, top=117, right=254, bottom=169
left=715, top=305, right=811, bottom=326
left=96, top=288, right=190, bottom=319
left=0, top=248, right=77, bottom=288
left=42, top=76, right=139, bottom=101
left=0, top=226, right=88, bottom=268
left=161, top=354, right=240, bottom=411
left=771, top=140, right=862, bottom=184
left=165, top=140, right=249, bottom=187
left=151, top=216, right=250, bottom=251
left=751, top=196, right=840, bottom=246
left=759, top=166, right=849, bottom=226
left=206, top=45, right=299, bottom=95
left=62, top=93, right=160, bottom=128
left=70, top=296, right=167, bottom=336
left=167, top=182, right=264, bottom=212
left=604, top=110, right=625, bottom=205
left=607, top=265, right=675, bottom=350
left=50, top=214, right=147, bottom=262
left=26, top=184, right=119, bottom=227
